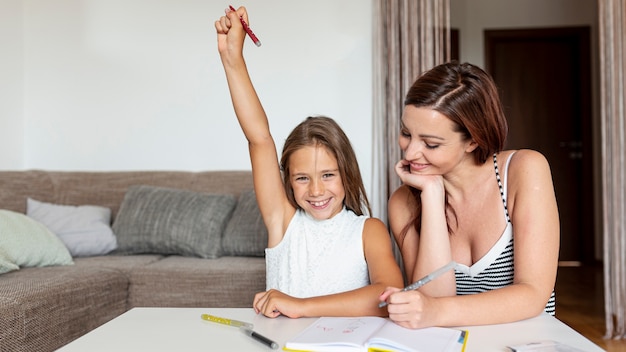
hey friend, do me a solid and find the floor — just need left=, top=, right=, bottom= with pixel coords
left=555, top=264, right=626, bottom=352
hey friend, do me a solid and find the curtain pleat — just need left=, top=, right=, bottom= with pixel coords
left=599, top=0, right=626, bottom=341
left=372, top=0, right=450, bottom=270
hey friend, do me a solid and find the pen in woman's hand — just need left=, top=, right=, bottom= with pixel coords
left=379, top=261, right=457, bottom=308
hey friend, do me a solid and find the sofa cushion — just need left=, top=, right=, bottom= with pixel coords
left=72, top=254, right=165, bottom=275
left=0, top=210, right=74, bottom=275
left=221, top=189, right=268, bottom=256
left=0, top=264, right=128, bottom=352
left=26, top=198, right=118, bottom=257
left=112, top=185, right=236, bottom=259
left=127, top=256, right=266, bottom=308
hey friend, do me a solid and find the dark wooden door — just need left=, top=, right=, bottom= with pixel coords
left=484, top=27, right=593, bottom=263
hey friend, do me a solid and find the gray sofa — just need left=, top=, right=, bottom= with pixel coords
left=0, top=170, right=267, bottom=352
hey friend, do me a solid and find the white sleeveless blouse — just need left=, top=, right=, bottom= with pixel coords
left=265, top=208, right=370, bottom=298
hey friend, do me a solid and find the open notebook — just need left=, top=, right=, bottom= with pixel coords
left=284, top=316, right=468, bottom=352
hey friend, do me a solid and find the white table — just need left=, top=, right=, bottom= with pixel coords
left=56, top=307, right=605, bottom=351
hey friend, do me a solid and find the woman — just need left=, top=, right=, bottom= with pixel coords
left=379, top=61, right=559, bottom=329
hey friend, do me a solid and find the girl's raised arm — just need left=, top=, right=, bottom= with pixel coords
left=215, top=7, right=294, bottom=246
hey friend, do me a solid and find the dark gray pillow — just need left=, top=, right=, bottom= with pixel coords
left=221, top=189, right=268, bottom=256
left=112, top=185, right=236, bottom=259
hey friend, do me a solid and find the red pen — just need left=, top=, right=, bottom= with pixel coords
left=228, top=5, right=261, bottom=47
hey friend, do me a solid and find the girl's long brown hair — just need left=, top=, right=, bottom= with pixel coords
left=280, top=116, right=371, bottom=216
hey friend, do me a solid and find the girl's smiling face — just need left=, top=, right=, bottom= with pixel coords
left=399, top=105, right=476, bottom=175
left=289, top=145, right=345, bottom=220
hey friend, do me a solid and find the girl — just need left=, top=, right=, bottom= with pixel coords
left=215, top=7, right=402, bottom=319
left=379, top=62, right=560, bottom=328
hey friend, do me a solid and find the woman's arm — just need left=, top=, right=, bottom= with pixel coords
left=501, top=149, right=560, bottom=317
left=253, top=218, right=403, bottom=318
left=388, top=161, right=456, bottom=295
left=215, top=7, right=294, bottom=246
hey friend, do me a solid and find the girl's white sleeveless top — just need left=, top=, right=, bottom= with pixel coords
left=265, top=208, right=370, bottom=298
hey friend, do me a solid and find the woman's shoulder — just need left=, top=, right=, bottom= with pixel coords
left=503, top=149, right=554, bottom=189
left=504, top=149, right=551, bottom=171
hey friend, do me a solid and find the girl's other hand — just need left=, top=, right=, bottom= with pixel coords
left=253, top=289, right=305, bottom=319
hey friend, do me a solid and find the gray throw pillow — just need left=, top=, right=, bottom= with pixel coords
left=221, top=189, right=268, bottom=257
left=112, top=185, right=236, bottom=259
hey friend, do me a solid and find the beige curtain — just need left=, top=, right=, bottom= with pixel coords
left=371, top=0, right=449, bottom=273
left=599, top=0, right=626, bottom=340
left=371, top=0, right=450, bottom=225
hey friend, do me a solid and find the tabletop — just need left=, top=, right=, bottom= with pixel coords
left=56, top=307, right=605, bottom=352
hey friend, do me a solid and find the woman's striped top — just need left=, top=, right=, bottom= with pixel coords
left=454, top=153, right=556, bottom=315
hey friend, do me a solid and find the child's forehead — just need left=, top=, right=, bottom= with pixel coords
left=288, top=145, right=338, bottom=173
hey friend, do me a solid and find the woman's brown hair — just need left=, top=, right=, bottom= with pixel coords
left=399, top=61, right=508, bottom=243
left=404, top=61, right=508, bottom=164
left=280, top=116, right=371, bottom=216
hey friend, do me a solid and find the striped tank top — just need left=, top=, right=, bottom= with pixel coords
left=454, top=153, right=556, bottom=315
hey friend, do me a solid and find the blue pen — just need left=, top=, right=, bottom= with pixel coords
left=379, top=261, right=457, bottom=308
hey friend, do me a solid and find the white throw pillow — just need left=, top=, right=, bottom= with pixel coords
left=27, top=198, right=117, bottom=257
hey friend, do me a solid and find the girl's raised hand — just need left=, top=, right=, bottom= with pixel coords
left=214, top=6, right=247, bottom=62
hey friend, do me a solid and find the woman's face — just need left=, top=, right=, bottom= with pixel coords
left=288, top=145, right=345, bottom=220
left=399, top=105, right=475, bottom=175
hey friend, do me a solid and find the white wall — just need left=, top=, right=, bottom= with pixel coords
left=1, top=0, right=373, bottom=189
left=1, top=0, right=599, bottom=198
left=0, top=0, right=24, bottom=168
